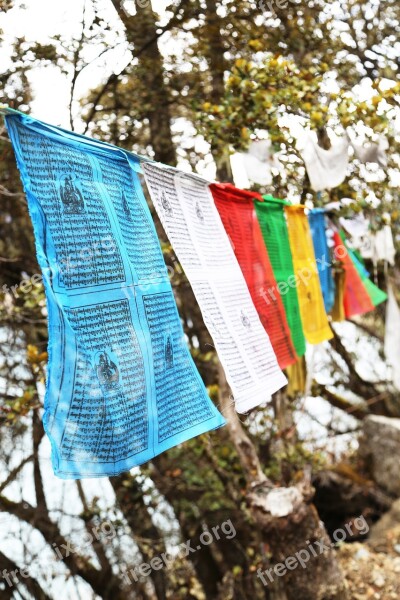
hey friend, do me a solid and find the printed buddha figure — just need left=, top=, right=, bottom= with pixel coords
left=60, top=174, right=85, bottom=214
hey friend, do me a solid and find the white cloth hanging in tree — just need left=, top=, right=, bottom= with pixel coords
left=239, top=139, right=281, bottom=186
left=385, top=284, right=400, bottom=391
left=339, top=215, right=373, bottom=260
left=372, top=225, right=396, bottom=266
left=352, top=135, right=388, bottom=168
left=298, top=131, right=349, bottom=192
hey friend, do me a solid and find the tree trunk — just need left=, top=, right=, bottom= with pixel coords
left=203, top=0, right=232, bottom=182
left=250, top=492, right=348, bottom=600
left=218, top=366, right=348, bottom=600
left=111, top=474, right=168, bottom=600
left=110, top=0, right=177, bottom=165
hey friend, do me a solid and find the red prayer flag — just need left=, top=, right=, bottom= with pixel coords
left=332, top=231, right=374, bottom=318
left=210, top=183, right=298, bottom=368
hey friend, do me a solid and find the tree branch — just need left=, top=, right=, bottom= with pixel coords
left=0, top=495, right=122, bottom=599
left=0, top=455, right=33, bottom=494
left=0, top=550, right=52, bottom=600
left=32, top=409, right=48, bottom=514
left=75, top=480, right=114, bottom=578
left=312, top=381, right=369, bottom=421
left=349, top=318, right=384, bottom=343
left=83, top=0, right=195, bottom=133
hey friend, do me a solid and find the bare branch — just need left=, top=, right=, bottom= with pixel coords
left=0, top=550, right=52, bottom=600
left=0, top=455, right=33, bottom=494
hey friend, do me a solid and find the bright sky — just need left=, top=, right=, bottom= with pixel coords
left=2, top=0, right=398, bottom=183
left=0, top=0, right=171, bottom=127
left=1, top=0, right=222, bottom=178
left=2, top=0, right=87, bottom=124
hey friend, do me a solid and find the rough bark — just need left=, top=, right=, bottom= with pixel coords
left=203, top=0, right=232, bottom=182
left=218, top=367, right=348, bottom=600
left=249, top=492, right=348, bottom=600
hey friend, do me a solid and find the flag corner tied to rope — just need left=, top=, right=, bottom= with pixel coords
left=254, top=195, right=307, bottom=358
left=5, top=111, right=226, bottom=479
left=142, top=165, right=287, bottom=413
left=285, top=204, right=333, bottom=344
left=209, top=182, right=298, bottom=370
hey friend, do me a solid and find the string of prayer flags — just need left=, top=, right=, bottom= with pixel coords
left=254, top=196, right=306, bottom=358
left=285, top=204, right=333, bottom=344
left=308, top=208, right=335, bottom=314
left=2, top=107, right=393, bottom=481
left=332, top=230, right=375, bottom=318
left=209, top=183, right=298, bottom=369
left=142, top=164, right=287, bottom=413
left=5, top=111, right=226, bottom=479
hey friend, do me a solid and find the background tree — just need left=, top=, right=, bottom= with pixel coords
left=0, top=0, right=399, bottom=599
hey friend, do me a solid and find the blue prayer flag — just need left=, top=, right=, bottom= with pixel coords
left=5, top=112, right=225, bottom=479
left=308, top=208, right=335, bottom=314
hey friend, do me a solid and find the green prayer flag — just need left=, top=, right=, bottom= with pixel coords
left=254, top=196, right=306, bottom=357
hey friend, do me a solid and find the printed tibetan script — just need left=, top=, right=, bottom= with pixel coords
left=6, top=113, right=225, bottom=479
left=143, top=163, right=287, bottom=412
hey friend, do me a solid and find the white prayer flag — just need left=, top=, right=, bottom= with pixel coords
left=143, top=163, right=287, bottom=413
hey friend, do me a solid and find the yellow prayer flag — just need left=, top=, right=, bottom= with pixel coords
left=285, top=205, right=333, bottom=344
left=286, top=356, right=307, bottom=397
left=331, top=268, right=346, bottom=322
